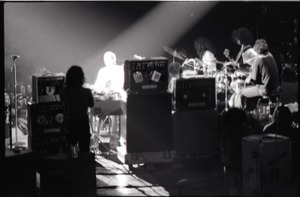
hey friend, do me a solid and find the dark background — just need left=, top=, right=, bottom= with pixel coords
left=3, top=1, right=298, bottom=86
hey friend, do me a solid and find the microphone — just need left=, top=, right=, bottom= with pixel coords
left=11, top=55, right=20, bottom=59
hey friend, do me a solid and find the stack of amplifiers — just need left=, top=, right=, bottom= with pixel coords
left=173, top=109, right=219, bottom=157
left=27, top=102, right=65, bottom=153
left=124, top=58, right=168, bottom=94
left=175, top=77, right=216, bottom=110
left=32, top=74, right=65, bottom=103
left=242, top=134, right=291, bottom=195
left=126, top=93, right=173, bottom=153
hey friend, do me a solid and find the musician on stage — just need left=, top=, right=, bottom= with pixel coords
left=229, top=39, right=280, bottom=111
left=92, top=51, right=127, bottom=146
left=223, top=27, right=255, bottom=72
left=93, top=51, right=127, bottom=102
left=194, top=37, right=217, bottom=76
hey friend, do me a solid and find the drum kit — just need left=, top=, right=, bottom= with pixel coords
left=163, top=46, right=251, bottom=111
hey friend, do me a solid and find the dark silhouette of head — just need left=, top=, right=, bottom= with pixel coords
left=232, top=27, right=254, bottom=46
left=66, top=65, right=85, bottom=88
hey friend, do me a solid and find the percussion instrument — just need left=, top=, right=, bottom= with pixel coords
left=216, top=70, right=233, bottom=93
left=163, top=46, right=186, bottom=61
left=230, top=69, right=251, bottom=93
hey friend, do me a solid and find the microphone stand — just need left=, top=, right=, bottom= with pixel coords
left=11, top=55, right=23, bottom=152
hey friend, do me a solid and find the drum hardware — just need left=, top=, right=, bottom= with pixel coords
left=163, top=46, right=187, bottom=61
left=219, top=61, right=233, bottom=114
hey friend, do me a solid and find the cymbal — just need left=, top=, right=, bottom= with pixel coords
left=163, top=46, right=186, bottom=60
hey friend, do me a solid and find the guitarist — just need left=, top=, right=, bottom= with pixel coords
left=223, top=27, right=255, bottom=73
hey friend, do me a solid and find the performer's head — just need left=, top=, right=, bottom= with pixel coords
left=253, top=39, right=269, bottom=55
left=66, top=65, right=85, bottom=88
left=194, top=37, right=216, bottom=59
left=232, top=27, right=254, bottom=46
left=104, top=51, right=117, bottom=67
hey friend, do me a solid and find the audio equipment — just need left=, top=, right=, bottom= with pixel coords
left=27, top=102, right=65, bottom=152
left=5, top=151, right=36, bottom=197
left=126, top=93, right=173, bottom=153
left=32, top=74, right=65, bottom=103
left=176, top=77, right=216, bottom=110
left=124, top=58, right=169, bottom=94
left=173, top=109, right=219, bottom=157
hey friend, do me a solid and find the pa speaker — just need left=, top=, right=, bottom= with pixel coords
left=126, top=93, right=172, bottom=153
left=176, top=77, right=216, bottom=110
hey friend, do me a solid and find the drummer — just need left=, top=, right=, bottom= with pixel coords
left=194, top=37, right=217, bottom=77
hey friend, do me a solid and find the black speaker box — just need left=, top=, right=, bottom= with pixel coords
left=173, top=110, right=219, bottom=157
left=176, top=77, right=216, bottom=110
left=32, top=75, right=65, bottom=103
left=124, top=58, right=169, bottom=94
left=4, top=151, right=37, bottom=197
left=27, top=102, right=65, bottom=153
left=126, top=93, right=173, bottom=153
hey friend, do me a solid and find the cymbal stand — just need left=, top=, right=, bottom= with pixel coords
left=221, top=62, right=229, bottom=114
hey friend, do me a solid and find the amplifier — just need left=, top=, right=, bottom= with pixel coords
left=28, top=102, right=64, bottom=136
left=32, top=74, right=65, bottom=103
left=27, top=102, right=65, bottom=152
left=124, top=58, right=169, bottom=94
left=176, top=77, right=216, bottom=110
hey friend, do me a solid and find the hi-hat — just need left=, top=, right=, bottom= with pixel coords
left=163, top=46, right=186, bottom=61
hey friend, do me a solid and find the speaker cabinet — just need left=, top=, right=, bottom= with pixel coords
left=27, top=102, right=65, bottom=153
left=5, top=151, right=36, bottom=197
left=173, top=110, right=219, bottom=157
left=124, top=58, right=169, bottom=94
left=176, top=77, right=216, bottom=110
left=32, top=75, right=65, bottom=103
left=126, top=93, right=172, bottom=153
